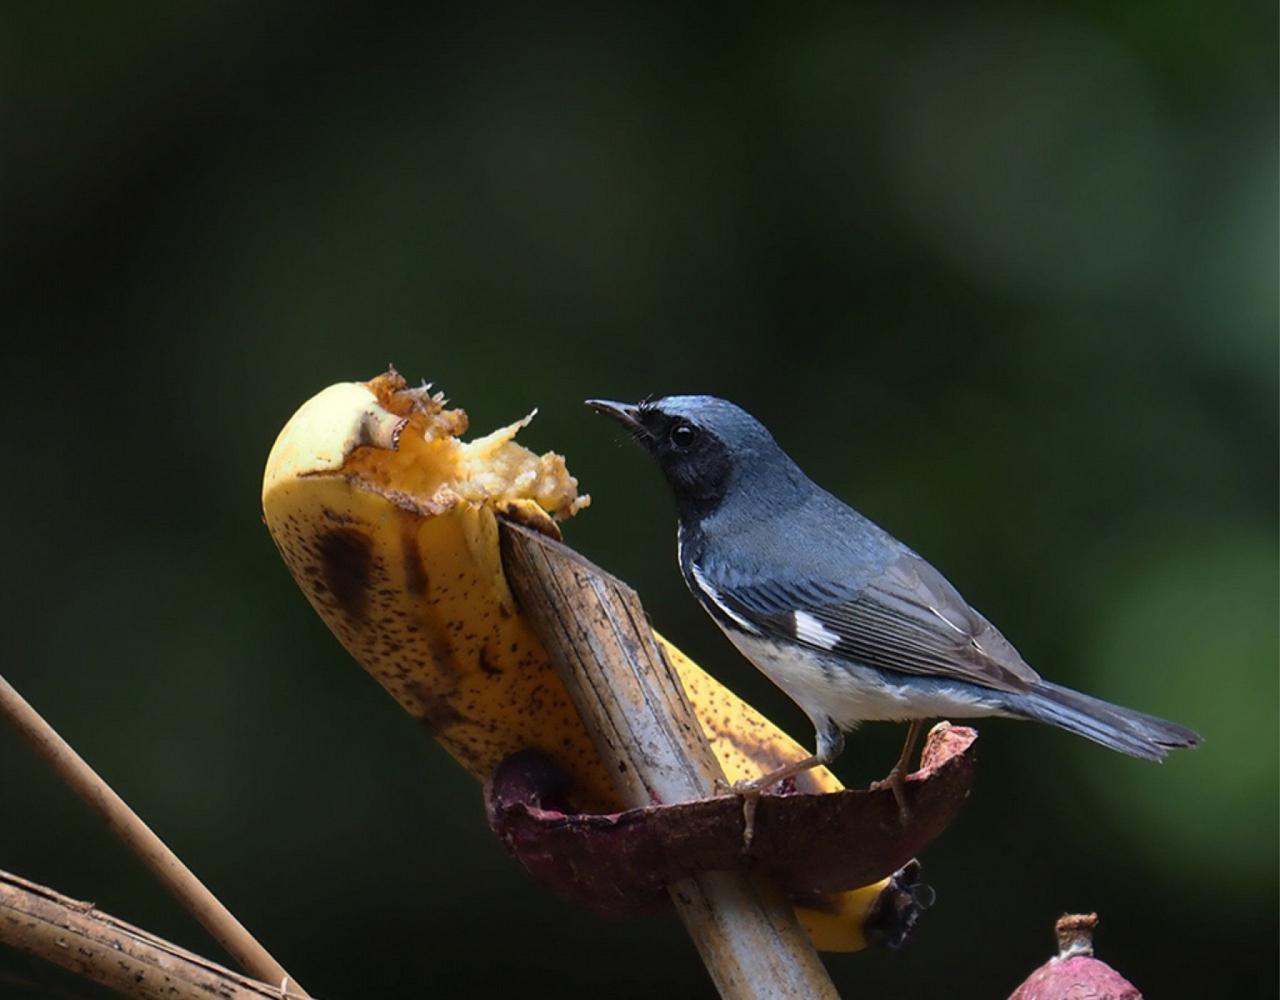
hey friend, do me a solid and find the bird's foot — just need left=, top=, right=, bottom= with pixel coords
left=739, top=789, right=761, bottom=848
left=717, top=756, right=821, bottom=846
left=870, top=766, right=911, bottom=825
left=713, top=777, right=772, bottom=847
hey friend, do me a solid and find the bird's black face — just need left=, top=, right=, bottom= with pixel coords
left=587, top=397, right=736, bottom=513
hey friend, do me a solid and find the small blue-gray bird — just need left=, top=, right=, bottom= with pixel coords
left=588, top=394, right=1200, bottom=813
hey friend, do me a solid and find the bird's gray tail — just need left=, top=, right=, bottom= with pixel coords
left=1010, top=681, right=1201, bottom=761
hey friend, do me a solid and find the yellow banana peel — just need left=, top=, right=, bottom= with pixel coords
left=262, top=369, right=888, bottom=951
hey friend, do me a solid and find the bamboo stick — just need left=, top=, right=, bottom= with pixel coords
left=499, top=519, right=840, bottom=1000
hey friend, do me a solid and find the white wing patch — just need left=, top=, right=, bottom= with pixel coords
left=691, top=564, right=761, bottom=635
left=793, top=610, right=841, bottom=650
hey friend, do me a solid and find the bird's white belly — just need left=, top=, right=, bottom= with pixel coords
left=723, top=630, right=1009, bottom=729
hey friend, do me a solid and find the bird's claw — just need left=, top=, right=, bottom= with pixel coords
left=713, top=777, right=769, bottom=847
left=870, top=768, right=912, bottom=825
left=738, top=786, right=761, bottom=848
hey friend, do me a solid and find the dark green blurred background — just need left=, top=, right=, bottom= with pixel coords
left=2, top=5, right=1275, bottom=998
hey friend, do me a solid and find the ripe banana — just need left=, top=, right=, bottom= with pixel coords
left=262, top=369, right=891, bottom=951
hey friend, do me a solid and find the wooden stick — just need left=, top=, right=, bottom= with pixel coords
left=499, top=520, right=840, bottom=1000
left=0, top=674, right=310, bottom=997
left=0, top=869, right=305, bottom=1000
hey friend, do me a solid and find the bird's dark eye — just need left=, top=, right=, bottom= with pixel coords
left=669, top=422, right=698, bottom=449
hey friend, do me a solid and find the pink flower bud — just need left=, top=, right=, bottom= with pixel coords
left=1009, top=913, right=1142, bottom=1000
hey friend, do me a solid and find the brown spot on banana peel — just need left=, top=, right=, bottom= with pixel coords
left=318, top=527, right=374, bottom=621
left=477, top=647, right=503, bottom=677
left=400, top=521, right=428, bottom=597
left=407, top=680, right=468, bottom=735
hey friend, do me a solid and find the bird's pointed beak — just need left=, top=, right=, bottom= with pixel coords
left=585, top=398, right=643, bottom=433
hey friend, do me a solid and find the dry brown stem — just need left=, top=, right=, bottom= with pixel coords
left=0, top=673, right=309, bottom=996
left=0, top=869, right=307, bottom=999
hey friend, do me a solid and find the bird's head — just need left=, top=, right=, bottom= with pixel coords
left=587, top=395, right=791, bottom=514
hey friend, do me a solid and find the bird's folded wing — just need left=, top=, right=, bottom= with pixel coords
left=712, top=552, right=1041, bottom=694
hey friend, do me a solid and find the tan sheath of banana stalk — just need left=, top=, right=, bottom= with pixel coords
left=262, top=370, right=887, bottom=952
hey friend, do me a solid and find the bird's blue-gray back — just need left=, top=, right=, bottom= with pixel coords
left=692, top=481, right=1041, bottom=694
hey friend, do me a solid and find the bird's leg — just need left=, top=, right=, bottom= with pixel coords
left=730, top=753, right=823, bottom=795
left=726, top=722, right=844, bottom=847
left=732, top=721, right=845, bottom=794
left=870, top=719, right=925, bottom=824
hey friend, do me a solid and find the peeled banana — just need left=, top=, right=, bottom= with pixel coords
left=262, top=369, right=891, bottom=951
